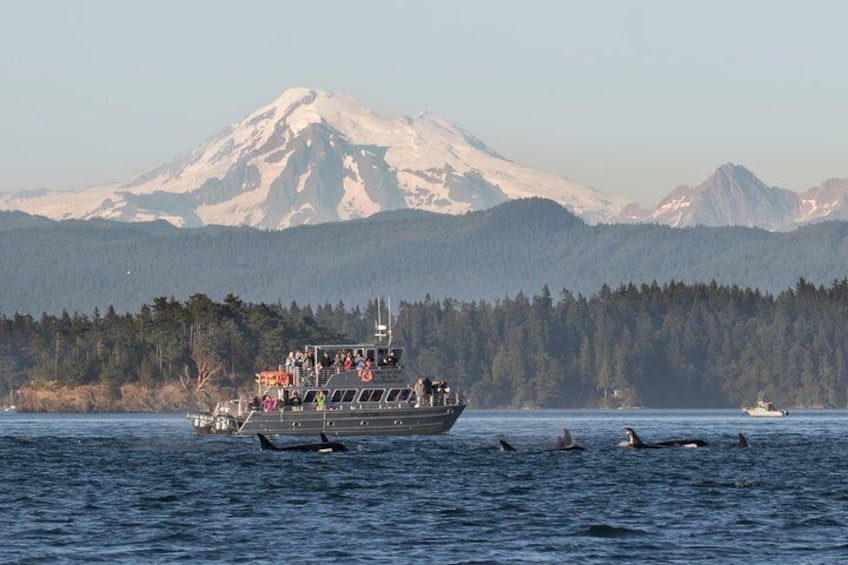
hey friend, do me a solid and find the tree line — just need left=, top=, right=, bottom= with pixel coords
left=2, top=278, right=848, bottom=409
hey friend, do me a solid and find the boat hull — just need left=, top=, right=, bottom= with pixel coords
left=744, top=407, right=788, bottom=417
left=190, top=404, right=465, bottom=436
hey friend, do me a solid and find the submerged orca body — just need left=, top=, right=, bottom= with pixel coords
left=257, top=433, right=347, bottom=453
left=623, top=427, right=708, bottom=449
left=499, top=428, right=586, bottom=453
left=738, top=433, right=750, bottom=449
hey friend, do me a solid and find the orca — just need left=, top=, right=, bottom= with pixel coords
left=499, top=428, right=586, bottom=453
left=623, top=427, right=708, bottom=449
left=738, top=433, right=750, bottom=449
left=257, top=432, right=347, bottom=453
left=556, top=428, right=586, bottom=451
left=499, top=439, right=516, bottom=452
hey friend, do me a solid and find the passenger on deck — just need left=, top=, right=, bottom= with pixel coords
left=249, top=396, right=261, bottom=411
left=261, top=394, right=276, bottom=412
left=290, top=391, right=302, bottom=407
left=414, top=378, right=426, bottom=407
left=316, top=389, right=327, bottom=410
left=354, top=350, right=365, bottom=370
left=293, top=350, right=304, bottom=384
left=343, top=352, right=354, bottom=371
left=414, top=377, right=433, bottom=407
left=432, top=379, right=448, bottom=405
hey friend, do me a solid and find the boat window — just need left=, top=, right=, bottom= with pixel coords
left=358, top=389, right=384, bottom=402
left=303, top=390, right=317, bottom=403
left=387, top=389, right=411, bottom=401
left=330, top=389, right=356, bottom=403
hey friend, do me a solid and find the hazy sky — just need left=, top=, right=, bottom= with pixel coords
left=1, top=0, right=846, bottom=205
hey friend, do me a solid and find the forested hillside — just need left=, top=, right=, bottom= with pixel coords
left=5, top=279, right=848, bottom=410
left=2, top=198, right=848, bottom=315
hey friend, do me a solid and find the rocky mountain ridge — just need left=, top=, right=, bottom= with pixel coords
left=622, top=163, right=848, bottom=231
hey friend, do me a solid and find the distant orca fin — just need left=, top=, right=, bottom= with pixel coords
left=738, top=433, right=750, bottom=449
left=499, top=439, right=516, bottom=452
left=559, top=428, right=575, bottom=448
left=320, top=433, right=330, bottom=443
left=257, top=433, right=278, bottom=450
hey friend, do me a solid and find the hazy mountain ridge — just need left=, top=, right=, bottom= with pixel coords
left=2, top=198, right=848, bottom=316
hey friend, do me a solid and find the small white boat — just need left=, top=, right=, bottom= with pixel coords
left=744, top=392, right=788, bottom=417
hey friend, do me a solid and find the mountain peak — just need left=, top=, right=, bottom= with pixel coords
left=0, top=88, right=626, bottom=229
left=708, top=162, right=758, bottom=187
left=647, top=163, right=797, bottom=229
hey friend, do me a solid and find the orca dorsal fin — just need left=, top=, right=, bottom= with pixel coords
left=499, top=439, right=516, bottom=452
left=257, top=433, right=277, bottom=450
left=320, top=433, right=330, bottom=443
left=559, top=428, right=575, bottom=447
left=624, top=427, right=644, bottom=447
left=738, top=433, right=750, bottom=449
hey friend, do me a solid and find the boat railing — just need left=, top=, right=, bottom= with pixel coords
left=262, top=365, right=404, bottom=388
left=230, top=390, right=465, bottom=417
left=411, top=391, right=465, bottom=407
left=214, top=399, right=244, bottom=415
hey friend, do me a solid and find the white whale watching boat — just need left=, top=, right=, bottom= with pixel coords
left=744, top=392, right=788, bottom=417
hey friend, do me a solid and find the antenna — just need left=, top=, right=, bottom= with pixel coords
left=375, top=297, right=388, bottom=341
left=387, top=297, right=393, bottom=347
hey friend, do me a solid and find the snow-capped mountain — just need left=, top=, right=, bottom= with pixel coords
left=622, top=163, right=848, bottom=231
left=796, top=178, right=848, bottom=225
left=0, top=88, right=628, bottom=229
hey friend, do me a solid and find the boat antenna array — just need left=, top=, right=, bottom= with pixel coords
left=375, top=297, right=392, bottom=346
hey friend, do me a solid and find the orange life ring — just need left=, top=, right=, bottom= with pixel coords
left=359, top=368, right=373, bottom=383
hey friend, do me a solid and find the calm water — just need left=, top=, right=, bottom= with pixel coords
left=1, top=409, right=847, bottom=564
